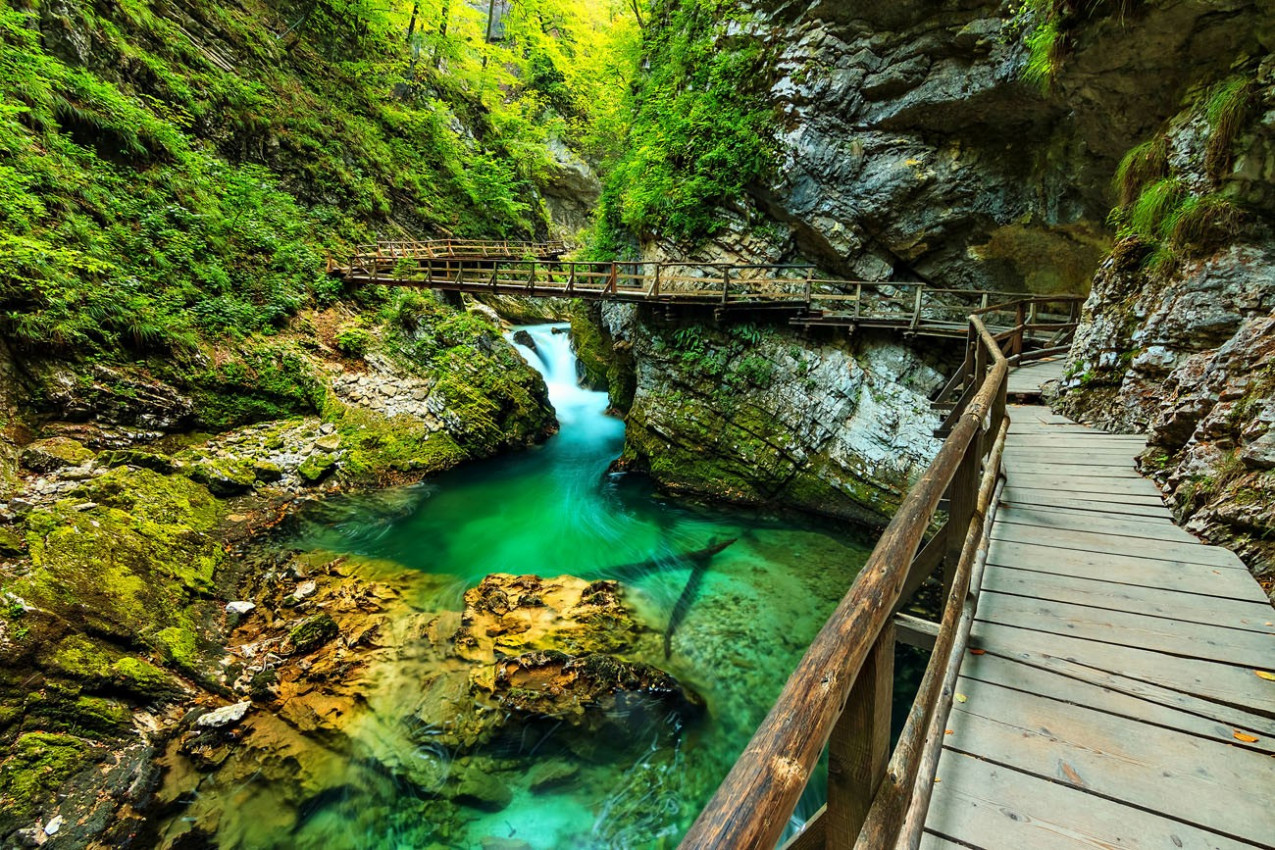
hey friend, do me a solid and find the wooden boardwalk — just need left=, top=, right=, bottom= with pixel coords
left=921, top=362, right=1275, bottom=850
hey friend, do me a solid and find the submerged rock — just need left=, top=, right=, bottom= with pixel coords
left=512, top=329, right=537, bottom=352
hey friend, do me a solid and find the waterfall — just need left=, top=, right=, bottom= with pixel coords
left=508, top=323, right=621, bottom=449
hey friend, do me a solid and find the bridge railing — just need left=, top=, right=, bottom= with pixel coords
left=349, top=238, right=568, bottom=264
left=676, top=299, right=1077, bottom=850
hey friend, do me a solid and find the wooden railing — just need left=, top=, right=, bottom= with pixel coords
left=677, top=304, right=1054, bottom=850
left=336, top=254, right=1083, bottom=341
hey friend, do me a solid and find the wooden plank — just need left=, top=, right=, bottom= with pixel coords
left=976, top=591, right=1275, bottom=669
left=918, top=833, right=966, bottom=850
left=990, top=523, right=1245, bottom=569
left=926, top=750, right=1262, bottom=850
left=969, top=639, right=1275, bottom=739
left=981, top=568, right=1275, bottom=635
left=1003, top=460, right=1147, bottom=479
left=988, top=538, right=1271, bottom=604
left=968, top=621, right=1275, bottom=714
left=1002, top=449, right=1140, bottom=464
left=941, top=680, right=1275, bottom=843
left=1002, top=485, right=1164, bottom=506
left=958, top=650, right=1275, bottom=752
left=999, top=494, right=1171, bottom=519
left=995, top=504, right=1198, bottom=543
left=1000, top=473, right=1162, bottom=497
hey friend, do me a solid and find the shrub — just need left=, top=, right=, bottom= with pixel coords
left=335, top=327, right=373, bottom=357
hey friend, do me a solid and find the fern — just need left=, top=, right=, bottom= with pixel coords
left=1022, top=18, right=1062, bottom=92
left=1126, top=178, right=1184, bottom=239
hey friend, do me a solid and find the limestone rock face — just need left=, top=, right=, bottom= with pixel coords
left=594, top=303, right=946, bottom=526
left=640, top=1, right=1268, bottom=292
left=1056, top=55, right=1275, bottom=588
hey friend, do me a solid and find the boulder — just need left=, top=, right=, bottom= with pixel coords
left=20, top=437, right=95, bottom=473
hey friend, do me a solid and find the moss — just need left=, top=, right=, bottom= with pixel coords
left=252, top=460, right=284, bottom=482
left=155, top=626, right=200, bottom=671
left=45, top=635, right=114, bottom=683
left=336, top=407, right=469, bottom=485
left=0, top=732, right=100, bottom=831
left=22, top=688, right=131, bottom=738
left=288, top=614, right=339, bottom=654
left=14, top=468, right=223, bottom=669
left=297, top=452, right=338, bottom=484
left=19, top=437, right=96, bottom=472
left=0, top=527, right=24, bottom=556
left=111, top=656, right=180, bottom=700
left=94, top=448, right=176, bottom=474
left=1204, top=76, right=1254, bottom=178
left=187, top=458, right=257, bottom=497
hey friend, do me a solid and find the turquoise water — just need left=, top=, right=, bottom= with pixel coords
left=176, top=324, right=878, bottom=849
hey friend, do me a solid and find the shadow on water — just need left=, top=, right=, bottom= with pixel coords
left=234, top=323, right=916, bottom=849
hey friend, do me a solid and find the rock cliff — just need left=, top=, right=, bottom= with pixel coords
left=578, top=303, right=947, bottom=525
left=1056, top=53, right=1275, bottom=586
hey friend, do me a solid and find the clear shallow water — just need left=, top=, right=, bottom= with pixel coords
left=195, top=324, right=877, bottom=849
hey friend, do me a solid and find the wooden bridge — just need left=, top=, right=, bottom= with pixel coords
left=674, top=312, right=1274, bottom=850
left=331, top=241, right=1081, bottom=340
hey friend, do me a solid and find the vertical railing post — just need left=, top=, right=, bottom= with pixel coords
left=911, top=285, right=924, bottom=330
left=721, top=266, right=731, bottom=305
left=608, top=263, right=618, bottom=295
left=567, top=265, right=576, bottom=295
left=941, top=333, right=986, bottom=598
left=854, top=283, right=863, bottom=321
left=804, top=269, right=814, bottom=310
left=1013, top=301, right=1026, bottom=358
left=826, top=621, right=895, bottom=847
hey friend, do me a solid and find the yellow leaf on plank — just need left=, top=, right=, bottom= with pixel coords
left=1256, top=671, right=1275, bottom=681
left=954, top=693, right=967, bottom=703
left=1234, top=731, right=1260, bottom=743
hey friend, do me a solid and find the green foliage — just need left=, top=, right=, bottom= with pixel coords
left=0, top=0, right=634, bottom=362
left=335, top=326, right=373, bottom=357
left=1022, top=17, right=1062, bottom=92
left=1113, top=137, right=1168, bottom=206
left=591, top=0, right=778, bottom=245
left=1204, top=76, right=1253, bottom=178
left=1125, top=178, right=1184, bottom=239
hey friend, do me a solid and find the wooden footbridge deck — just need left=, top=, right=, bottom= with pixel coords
left=331, top=240, right=1081, bottom=339
left=673, top=320, right=1274, bottom=850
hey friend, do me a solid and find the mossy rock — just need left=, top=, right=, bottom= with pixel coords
left=22, top=687, right=132, bottom=738
left=333, top=406, right=469, bottom=485
left=297, top=452, right=337, bottom=484
left=111, top=656, right=182, bottom=700
left=20, top=437, right=96, bottom=473
left=95, top=449, right=177, bottom=474
left=0, top=527, right=24, bottom=557
left=14, top=468, right=224, bottom=670
left=0, top=732, right=102, bottom=832
left=43, top=635, right=114, bottom=684
left=188, top=459, right=256, bottom=496
left=252, top=460, right=284, bottom=482
left=287, top=614, right=339, bottom=654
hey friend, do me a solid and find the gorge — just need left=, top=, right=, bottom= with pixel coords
left=0, top=0, right=1272, bottom=848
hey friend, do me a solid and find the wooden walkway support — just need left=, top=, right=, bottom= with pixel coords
left=676, top=325, right=1275, bottom=850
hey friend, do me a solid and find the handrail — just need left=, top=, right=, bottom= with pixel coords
left=677, top=309, right=1028, bottom=850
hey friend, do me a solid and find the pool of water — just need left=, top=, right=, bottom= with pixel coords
left=177, top=324, right=881, bottom=849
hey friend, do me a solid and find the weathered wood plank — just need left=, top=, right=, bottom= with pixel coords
left=995, top=504, right=1198, bottom=543
left=1001, top=485, right=1165, bottom=507
left=957, top=650, right=1275, bottom=752
left=1001, top=450, right=1140, bottom=467
left=942, top=683, right=1275, bottom=844
left=999, top=494, right=1172, bottom=519
left=968, top=621, right=1275, bottom=714
left=981, top=568, right=1275, bottom=635
left=976, top=591, right=1275, bottom=669
left=990, top=522, right=1246, bottom=568
left=987, top=539, right=1271, bottom=602
left=998, top=473, right=1163, bottom=496
left=926, top=750, right=1261, bottom=850
left=1002, top=461, right=1147, bottom=480
left=967, top=639, right=1275, bottom=739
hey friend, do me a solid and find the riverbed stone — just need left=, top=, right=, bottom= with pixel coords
left=20, top=438, right=95, bottom=474
left=453, top=768, right=512, bottom=812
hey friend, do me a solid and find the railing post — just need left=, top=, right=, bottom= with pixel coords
left=911, top=286, right=923, bottom=330
left=721, top=266, right=731, bottom=304
left=804, top=269, right=813, bottom=310
left=567, top=265, right=576, bottom=295
left=854, top=283, right=862, bottom=321
left=941, top=336, right=986, bottom=598
left=1013, top=301, right=1026, bottom=358
left=608, top=263, right=618, bottom=295
left=826, top=621, right=895, bottom=847
left=652, top=264, right=661, bottom=298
